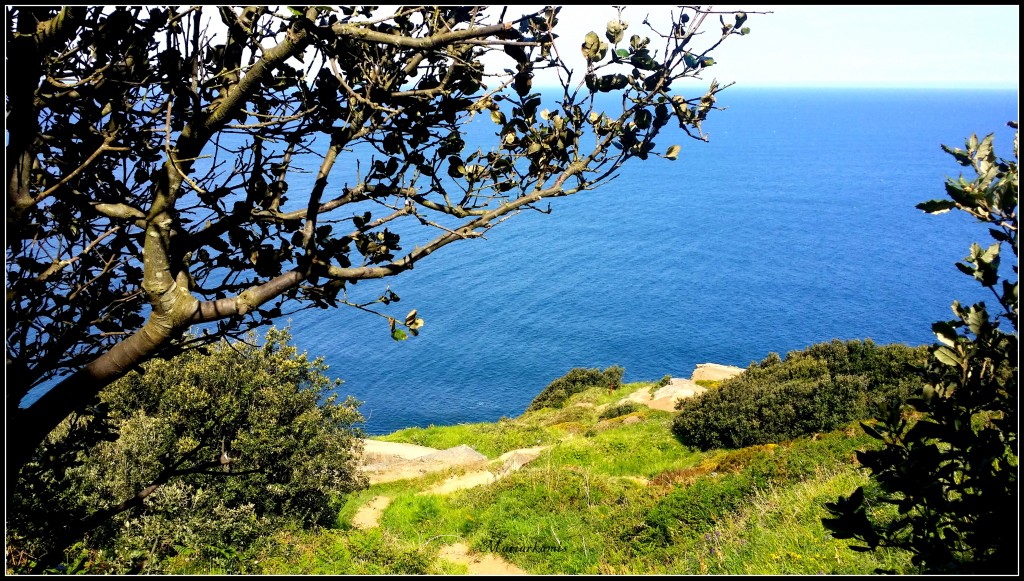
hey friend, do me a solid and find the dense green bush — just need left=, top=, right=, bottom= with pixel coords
left=526, top=365, right=625, bottom=411
left=598, top=402, right=642, bottom=421
left=672, top=340, right=927, bottom=450
left=8, top=328, right=366, bottom=573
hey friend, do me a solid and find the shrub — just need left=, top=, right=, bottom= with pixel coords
left=527, top=366, right=625, bottom=411
left=598, top=402, right=642, bottom=421
left=639, top=472, right=753, bottom=546
left=8, top=327, right=366, bottom=573
left=672, top=340, right=928, bottom=450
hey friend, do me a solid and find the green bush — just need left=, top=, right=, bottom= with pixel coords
left=598, top=402, right=642, bottom=421
left=672, top=340, right=927, bottom=450
left=640, top=473, right=752, bottom=545
left=8, top=327, right=366, bottom=573
left=527, top=366, right=625, bottom=411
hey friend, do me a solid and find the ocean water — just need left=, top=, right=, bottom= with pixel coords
left=279, top=87, right=1017, bottom=435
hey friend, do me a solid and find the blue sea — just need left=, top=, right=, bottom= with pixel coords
left=277, top=87, right=1017, bottom=435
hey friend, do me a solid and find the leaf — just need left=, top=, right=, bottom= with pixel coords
left=665, top=145, right=681, bottom=160
left=934, top=346, right=963, bottom=367
left=931, top=321, right=959, bottom=347
left=860, top=421, right=884, bottom=440
left=616, top=48, right=629, bottom=58
left=581, top=31, right=602, bottom=62
left=391, top=328, right=408, bottom=341
left=596, top=74, right=628, bottom=92
left=605, top=19, right=626, bottom=45
left=916, top=199, right=956, bottom=214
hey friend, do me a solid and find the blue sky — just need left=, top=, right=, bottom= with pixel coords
left=530, top=5, right=1019, bottom=89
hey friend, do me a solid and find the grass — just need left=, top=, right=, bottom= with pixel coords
left=164, top=380, right=915, bottom=575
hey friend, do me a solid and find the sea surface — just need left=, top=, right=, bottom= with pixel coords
left=271, top=88, right=1021, bottom=434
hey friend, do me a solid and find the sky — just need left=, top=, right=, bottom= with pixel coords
left=524, top=5, right=1019, bottom=89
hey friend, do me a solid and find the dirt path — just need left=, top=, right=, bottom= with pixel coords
left=351, top=495, right=392, bottom=530
left=352, top=442, right=550, bottom=573
left=438, top=542, right=528, bottom=575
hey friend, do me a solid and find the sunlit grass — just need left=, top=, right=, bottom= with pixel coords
left=177, top=380, right=913, bottom=575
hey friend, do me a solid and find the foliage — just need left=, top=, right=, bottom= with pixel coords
left=141, top=376, right=911, bottom=575
left=823, top=123, right=1019, bottom=574
left=7, top=327, right=366, bottom=573
left=656, top=374, right=673, bottom=388
left=598, top=401, right=642, bottom=421
left=6, top=5, right=751, bottom=484
left=527, top=365, right=625, bottom=411
left=638, top=430, right=875, bottom=549
left=672, top=340, right=928, bottom=450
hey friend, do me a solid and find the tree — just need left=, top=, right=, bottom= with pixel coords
left=9, top=327, right=366, bottom=573
left=6, top=6, right=753, bottom=486
left=823, top=123, right=1018, bottom=573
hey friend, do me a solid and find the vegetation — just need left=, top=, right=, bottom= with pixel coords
left=273, top=379, right=911, bottom=575
left=671, top=339, right=928, bottom=450
left=7, top=339, right=932, bottom=574
left=6, top=5, right=749, bottom=490
left=7, top=328, right=366, bottom=573
left=598, top=401, right=642, bottom=421
left=824, top=124, right=1019, bottom=574
left=526, top=365, right=625, bottom=411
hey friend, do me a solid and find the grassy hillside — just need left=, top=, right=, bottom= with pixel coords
left=166, top=378, right=913, bottom=574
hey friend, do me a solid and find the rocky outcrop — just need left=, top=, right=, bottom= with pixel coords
left=619, top=378, right=708, bottom=412
left=690, top=363, right=745, bottom=383
left=361, top=442, right=489, bottom=484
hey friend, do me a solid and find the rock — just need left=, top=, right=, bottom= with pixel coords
left=619, top=378, right=707, bottom=412
left=361, top=439, right=440, bottom=464
left=690, top=363, right=744, bottom=383
left=362, top=443, right=489, bottom=485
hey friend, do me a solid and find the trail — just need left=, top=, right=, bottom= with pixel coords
left=352, top=442, right=550, bottom=574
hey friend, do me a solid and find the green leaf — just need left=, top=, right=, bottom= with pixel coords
left=596, top=74, right=628, bottom=92
left=932, top=321, right=959, bottom=347
left=740, top=26, right=751, bottom=35
left=616, top=48, right=629, bottom=58
left=635, top=109, right=653, bottom=130
left=934, top=346, right=962, bottom=367
left=860, top=421, right=884, bottom=440
left=665, top=145, right=681, bottom=160
left=391, top=328, right=408, bottom=341
left=916, top=199, right=957, bottom=214
left=605, top=19, right=626, bottom=45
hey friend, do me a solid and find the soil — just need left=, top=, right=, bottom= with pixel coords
left=351, top=495, right=392, bottom=530
left=438, top=542, right=529, bottom=575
